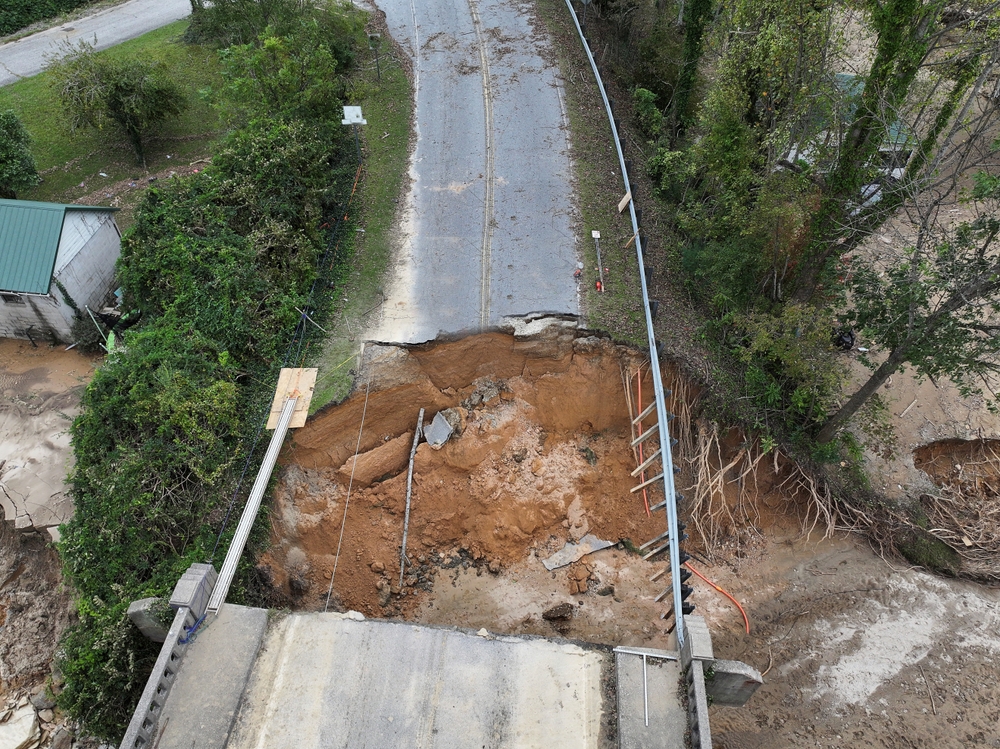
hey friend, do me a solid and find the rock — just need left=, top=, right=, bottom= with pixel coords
left=440, top=407, right=466, bottom=436
left=370, top=561, right=385, bottom=574
left=0, top=704, right=38, bottom=749
left=37, top=709, right=53, bottom=723
left=424, top=411, right=455, bottom=449
left=568, top=565, right=590, bottom=594
left=337, top=433, right=413, bottom=487
left=127, top=597, right=169, bottom=643
left=51, top=727, right=72, bottom=749
left=488, top=560, right=501, bottom=574
left=596, top=585, right=615, bottom=596
left=378, top=587, right=391, bottom=607
left=542, top=602, right=574, bottom=621
left=28, top=692, right=55, bottom=711
left=52, top=726, right=73, bottom=749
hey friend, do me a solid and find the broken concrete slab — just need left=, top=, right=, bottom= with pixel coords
left=0, top=704, right=38, bottom=749
left=705, top=659, right=763, bottom=706
left=226, top=613, right=605, bottom=749
left=542, top=534, right=615, bottom=570
left=424, top=410, right=455, bottom=449
left=127, top=598, right=169, bottom=643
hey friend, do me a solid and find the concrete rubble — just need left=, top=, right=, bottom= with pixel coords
left=0, top=703, right=39, bottom=749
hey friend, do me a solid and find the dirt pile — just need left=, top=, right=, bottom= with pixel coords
left=0, top=521, right=72, bottom=696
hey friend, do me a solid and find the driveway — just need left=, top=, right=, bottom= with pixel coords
left=0, top=0, right=190, bottom=86
left=372, top=0, right=579, bottom=343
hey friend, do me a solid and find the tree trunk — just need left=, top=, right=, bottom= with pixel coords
left=816, top=348, right=907, bottom=443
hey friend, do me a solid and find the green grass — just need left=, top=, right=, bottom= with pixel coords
left=0, top=20, right=224, bottom=224
left=309, top=35, right=414, bottom=410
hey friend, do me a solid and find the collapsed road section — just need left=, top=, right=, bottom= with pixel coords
left=119, top=323, right=766, bottom=749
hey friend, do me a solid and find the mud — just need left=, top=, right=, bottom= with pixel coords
left=707, top=528, right=1000, bottom=749
left=0, top=339, right=96, bottom=538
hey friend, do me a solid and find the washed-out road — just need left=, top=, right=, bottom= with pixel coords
left=0, top=0, right=191, bottom=86
left=371, top=0, right=579, bottom=343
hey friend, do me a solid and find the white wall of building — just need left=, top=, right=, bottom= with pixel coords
left=0, top=211, right=120, bottom=343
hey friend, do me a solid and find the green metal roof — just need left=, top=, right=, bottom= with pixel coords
left=0, top=199, right=116, bottom=295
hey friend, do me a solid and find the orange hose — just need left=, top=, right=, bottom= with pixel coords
left=685, top=561, right=750, bottom=634
left=635, top=368, right=651, bottom=517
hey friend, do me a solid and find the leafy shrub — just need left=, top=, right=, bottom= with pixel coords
left=633, top=87, right=663, bottom=138
left=0, top=109, right=40, bottom=198
left=56, top=4, right=364, bottom=739
left=187, top=0, right=363, bottom=62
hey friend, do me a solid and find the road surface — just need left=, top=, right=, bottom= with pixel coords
left=0, top=0, right=191, bottom=86
left=372, top=0, right=579, bottom=343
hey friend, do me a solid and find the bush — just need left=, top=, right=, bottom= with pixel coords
left=187, top=0, right=363, bottom=61
left=0, top=109, right=39, bottom=198
left=633, top=87, right=663, bottom=138
left=56, top=5, right=365, bottom=739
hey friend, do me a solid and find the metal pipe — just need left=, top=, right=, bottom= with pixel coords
left=561, top=0, right=686, bottom=648
left=643, top=654, right=649, bottom=727
left=207, top=397, right=298, bottom=614
left=399, top=409, right=425, bottom=588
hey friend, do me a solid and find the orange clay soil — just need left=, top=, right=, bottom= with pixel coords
left=260, top=328, right=693, bottom=617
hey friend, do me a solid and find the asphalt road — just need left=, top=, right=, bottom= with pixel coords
left=0, top=0, right=191, bottom=86
left=373, top=0, right=579, bottom=344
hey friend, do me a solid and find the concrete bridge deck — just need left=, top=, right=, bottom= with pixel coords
left=152, top=607, right=689, bottom=749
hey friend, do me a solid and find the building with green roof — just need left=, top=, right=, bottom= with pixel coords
left=0, top=199, right=120, bottom=343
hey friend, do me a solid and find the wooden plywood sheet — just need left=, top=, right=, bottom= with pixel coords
left=267, top=368, right=318, bottom=429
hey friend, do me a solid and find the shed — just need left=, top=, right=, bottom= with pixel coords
left=0, top=199, right=121, bottom=343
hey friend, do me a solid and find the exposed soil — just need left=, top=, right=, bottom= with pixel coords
left=707, top=529, right=1000, bottom=749
left=264, top=325, right=682, bottom=623
left=0, top=339, right=92, bottom=741
left=0, top=521, right=72, bottom=695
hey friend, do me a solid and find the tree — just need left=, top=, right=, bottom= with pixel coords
left=791, top=0, right=1000, bottom=302
left=0, top=109, right=40, bottom=199
left=48, top=42, right=187, bottom=166
left=817, top=180, right=1000, bottom=443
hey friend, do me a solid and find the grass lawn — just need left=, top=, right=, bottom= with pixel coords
left=309, top=33, right=414, bottom=410
left=0, top=19, right=224, bottom=226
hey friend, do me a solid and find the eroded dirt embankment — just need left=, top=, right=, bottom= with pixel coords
left=263, top=325, right=824, bottom=625
left=264, top=327, right=677, bottom=616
